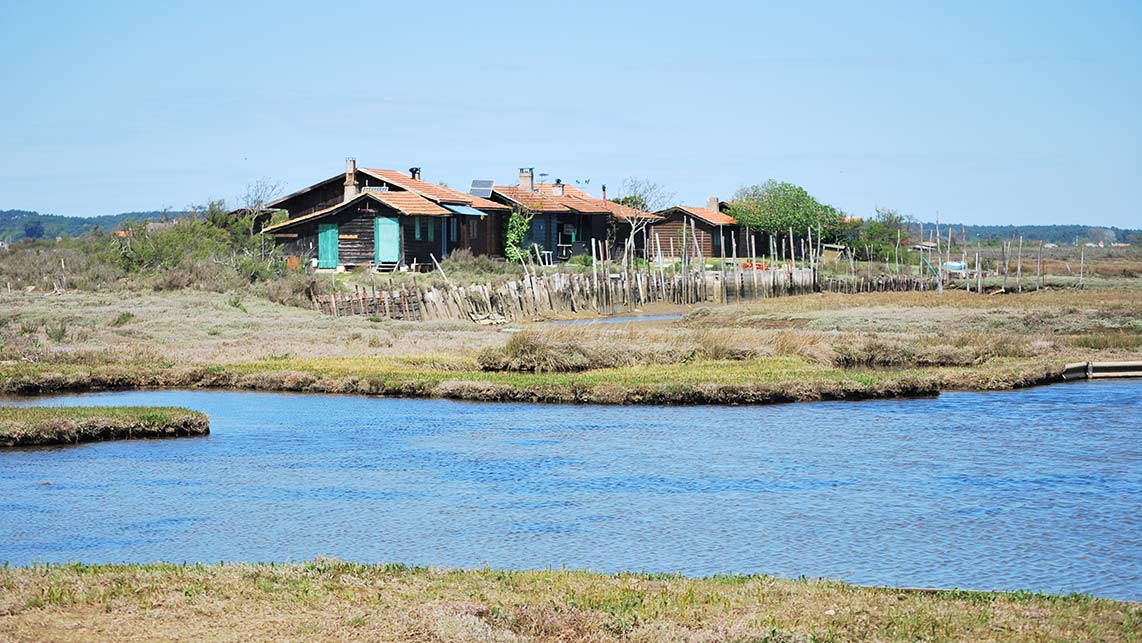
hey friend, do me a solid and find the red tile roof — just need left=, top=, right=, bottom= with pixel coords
left=371, top=191, right=451, bottom=216
left=660, top=206, right=738, bottom=226
left=261, top=191, right=447, bottom=233
left=492, top=185, right=575, bottom=212
left=601, top=200, right=663, bottom=221
left=493, top=183, right=659, bottom=219
left=361, top=169, right=507, bottom=211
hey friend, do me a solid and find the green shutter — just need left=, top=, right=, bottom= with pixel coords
left=414, top=217, right=422, bottom=241
left=374, top=217, right=399, bottom=263
left=317, top=223, right=338, bottom=269
left=428, top=218, right=435, bottom=241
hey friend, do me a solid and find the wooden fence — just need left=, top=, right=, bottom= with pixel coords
left=311, top=266, right=941, bottom=323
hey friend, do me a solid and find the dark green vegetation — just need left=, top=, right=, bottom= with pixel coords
left=729, top=180, right=846, bottom=237
left=0, top=201, right=320, bottom=305
left=0, top=406, right=208, bottom=447
left=915, top=222, right=1140, bottom=246
left=0, top=561, right=1134, bottom=642
left=0, top=208, right=175, bottom=241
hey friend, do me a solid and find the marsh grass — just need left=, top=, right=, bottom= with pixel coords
left=0, top=561, right=1132, bottom=642
left=1, top=288, right=1138, bottom=403
left=0, top=406, right=208, bottom=447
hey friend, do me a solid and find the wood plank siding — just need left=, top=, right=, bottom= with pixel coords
left=649, top=211, right=755, bottom=258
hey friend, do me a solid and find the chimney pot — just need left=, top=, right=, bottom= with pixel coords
left=344, top=158, right=359, bottom=201
left=409, top=167, right=421, bottom=181
left=518, top=167, right=534, bottom=193
left=602, top=184, right=607, bottom=201
left=552, top=179, right=564, bottom=197
left=706, top=196, right=720, bottom=212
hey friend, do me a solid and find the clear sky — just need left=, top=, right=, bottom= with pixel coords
left=1, top=1, right=1139, bottom=226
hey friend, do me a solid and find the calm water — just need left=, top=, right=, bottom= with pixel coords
left=1, top=382, right=1139, bottom=600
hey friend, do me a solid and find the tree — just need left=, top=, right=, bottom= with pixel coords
left=504, top=208, right=535, bottom=263
left=729, top=180, right=841, bottom=238
left=610, top=177, right=675, bottom=251
left=23, top=220, right=44, bottom=239
left=236, top=178, right=285, bottom=236
left=615, top=177, right=674, bottom=212
left=850, top=207, right=913, bottom=261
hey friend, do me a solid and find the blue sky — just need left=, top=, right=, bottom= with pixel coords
left=1, top=1, right=1139, bottom=226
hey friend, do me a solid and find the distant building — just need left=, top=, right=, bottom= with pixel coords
left=262, top=160, right=510, bottom=270
left=488, top=168, right=657, bottom=262
left=651, top=197, right=749, bottom=258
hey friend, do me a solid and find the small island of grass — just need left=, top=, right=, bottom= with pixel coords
left=0, top=406, right=209, bottom=447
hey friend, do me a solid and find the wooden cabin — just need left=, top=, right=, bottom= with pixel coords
left=262, top=160, right=509, bottom=270
left=489, top=169, right=615, bottom=262
left=651, top=198, right=751, bottom=259
left=607, top=199, right=663, bottom=257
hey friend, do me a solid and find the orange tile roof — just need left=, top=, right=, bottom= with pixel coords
left=492, top=183, right=656, bottom=218
left=601, top=200, right=663, bottom=221
left=536, top=183, right=593, bottom=199
left=662, top=206, right=738, bottom=226
left=492, top=185, right=575, bottom=212
left=261, top=191, right=447, bottom=233
left=361, top=169, right=508, bottom=211
left=371, top=191, right=451, bottom=216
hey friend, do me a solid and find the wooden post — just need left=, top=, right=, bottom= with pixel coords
left=719, top=229, right=727, bottom=303
left=681, top=218, right=688, bottom=304
left=731, top=230, right=740, bottom=299
left=975, top=252, right=982, bottom=294
left=1016, top=235, right=1024, bottom=293
left=1078, top=247, right=1085, bottom=289
left=1036, top=240, right=1043, bottom=290
left=1002, top=240, right=1010, bottom=289
left=895, top=228, right=901, bottom=275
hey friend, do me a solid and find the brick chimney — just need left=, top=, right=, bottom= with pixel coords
left=552, top=179, right=564, bottom=197
left=409, top=167, right=421, bottom=181
left=344, top=158, right=359, bottom=201
left=518, top=167, right=534, bottom=193
left=706, top=195, right=720, bottom=212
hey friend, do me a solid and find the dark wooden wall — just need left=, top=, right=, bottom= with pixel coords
left=649, top=212, right=714, bottom=257
left=277, top=178, right=344, bottom=219
left=401, top=216, right=447, bottom=265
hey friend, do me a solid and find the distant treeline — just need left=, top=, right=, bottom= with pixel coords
left=0, top=209, right=175, bottom=241
left=910, top=223, right=1139, bottom=245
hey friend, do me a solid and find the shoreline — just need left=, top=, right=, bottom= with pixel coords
left=0, top=406, right=209, bottom=447
left=0, top=362, right=1080, bottom=407
left=0, top=560, right=1133, bottom=642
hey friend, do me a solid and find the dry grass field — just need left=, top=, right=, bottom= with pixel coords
left=0, top=561, right=1136, bottom=643
left=1, top=286, right=1138, bottom=403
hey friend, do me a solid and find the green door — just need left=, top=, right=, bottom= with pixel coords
left=374, top=217, right=400, bottom=263
left=317, top=223, right=338, bottom=269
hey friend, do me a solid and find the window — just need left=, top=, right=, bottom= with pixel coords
left=414, top=217, right=422, bottom=241
left=427, top=218, right=435, bottom=242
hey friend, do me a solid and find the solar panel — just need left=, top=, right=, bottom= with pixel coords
left=469, top=179, right=494, bottom=198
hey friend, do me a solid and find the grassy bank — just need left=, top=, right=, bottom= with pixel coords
left=0, top=406, right=208, bottom=447
left=0, top=561, right=1134, bottom=642
left=0, top=288, right=1138, bottom=405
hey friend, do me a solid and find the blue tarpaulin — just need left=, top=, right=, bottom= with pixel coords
left=443, top=204, right=488, bottom=217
